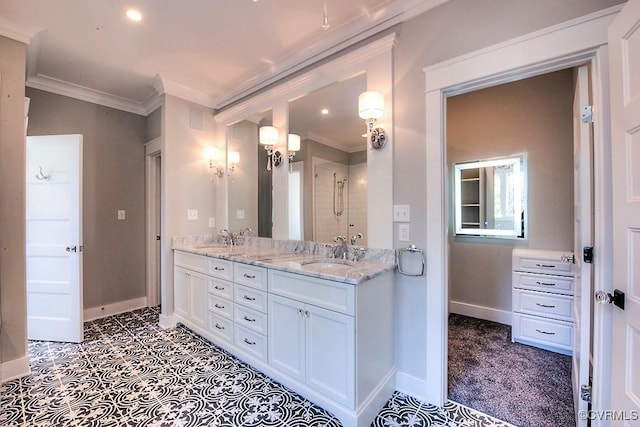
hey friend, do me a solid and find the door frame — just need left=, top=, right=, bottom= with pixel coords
left=145, top=138, right=161, bottom=308
left=422, top=6, right=620, bottom=416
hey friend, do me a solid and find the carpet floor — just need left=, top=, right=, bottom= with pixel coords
left=448, top=313, right=575, bottom=427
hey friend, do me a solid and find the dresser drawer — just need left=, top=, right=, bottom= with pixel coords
left=513, top=272, right=574, bottom=295
left=208, top=295, right=233, bottom=319
left=513, top=289, right=573, bottom=322
left=512, top=249, right=574, bottom=277
left=235, top=284, right=268, bottom=313
left=208, top=313, right=233, bottom=343
left=208, top=277, right=233, bottom=300
left=174, top=250, right=207, bottom=273
left=208, top=258, right=233, bottom=281
left=234, top=263, right=268, bottom=291
left=234, top=325, right=267, bottom=362
left=512, top=313, right=573, bottom=352
left=235, top=305, right=268, bottom=336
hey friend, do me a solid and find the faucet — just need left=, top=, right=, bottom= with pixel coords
left=350, top=232, right=363, bottom=245
left=240, top=227, right=253, bottom=237
left=220, top=229, right=235, bottom=245
left=334, top=235, right=348, bottom=259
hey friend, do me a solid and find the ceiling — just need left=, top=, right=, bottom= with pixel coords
left=0, top=0, right=448, bottom=115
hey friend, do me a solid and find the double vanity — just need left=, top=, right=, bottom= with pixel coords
left=172, top=235, right=396, bottom=427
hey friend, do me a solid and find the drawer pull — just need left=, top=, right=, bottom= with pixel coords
left=243, top=295, right=256, bottom=301
left=535, top=263, right=555, bottom=268
left=214, top=266, right=225, bottom=271
left=535, top=329, right=556, bottom=335
left=215, top=324, right=225, bottom=330
left=243, top=316, right=256, bottom=322
left=535, top=303, right=555, bottom=309
left=214, top=286, right=225, bottom=291
left=243, top=338, right=256, bottom=345
left=214, top=304, right=225, bottom=309
left=536, top=281, right=556, bottom=287
left=243, top=273, right=256, bottom=279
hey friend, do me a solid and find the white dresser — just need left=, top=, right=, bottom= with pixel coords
left=512, top=248, right=575, bottom=355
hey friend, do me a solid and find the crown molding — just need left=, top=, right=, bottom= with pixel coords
left=303, top=131, right=363, bottom=154
left=26, top=74, right=149, bottom=116
left=0, top=16, right=40, bottom=45
left=151, top=75, right=216, bottom=109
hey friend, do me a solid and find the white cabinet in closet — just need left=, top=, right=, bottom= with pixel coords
left=512, top=248, right=575, bottom=355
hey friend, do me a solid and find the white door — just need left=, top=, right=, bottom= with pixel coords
left=173, top=266, right=191, bottom=320
left=572, top=65, right=594, bottom=426
left=268, top=294, right=306, bottom=381
left=608, top=0, right=640, bottom=422
left=26, top=134, right=83, bottom=343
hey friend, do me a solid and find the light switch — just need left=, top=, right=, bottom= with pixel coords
left=208, top=217, right=216, bottom=228
left=393, top=205, right=410, bottom=222
left=237, top=210, right=245, bottom=219
left=187, top=209, right=198, bottom=221
left=117, top=210, right=126, bottom=220
left=399, top=223, right=410, bottom=241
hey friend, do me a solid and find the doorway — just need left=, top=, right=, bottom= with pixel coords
left=145, top=138, right=161, bottom=308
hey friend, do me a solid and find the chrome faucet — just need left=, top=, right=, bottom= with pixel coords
left=350, top=232, right=363, bottom=245
left=334, top=235, right=348, bottom=259
left=220, top=229, right=235, bottom=245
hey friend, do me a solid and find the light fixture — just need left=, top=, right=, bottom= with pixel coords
left=288, top=134, right=301, bottom=172
left=358, top=90, right=387, bottom=150
left=259, top=126, right=282, bottom=170
left=321, top=108, right=329, bottom=115
left=228, top=151, right=240, bottom=173
left=204, top=146, right=224, bottom=178
left=126, top=9, right=142, bottom=22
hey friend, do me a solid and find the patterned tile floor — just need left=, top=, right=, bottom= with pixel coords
left=1, top=307, right=512, bottom=427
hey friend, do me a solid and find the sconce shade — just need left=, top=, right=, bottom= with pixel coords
left=259, top=126, right=279, bottom=146
left=203, top=146, right=218, bottom=161
left=288, top=134, right=301, bottom=152
left=358, top=91, right=384, bottom=120
left=228, top=151, right=240, bottom=164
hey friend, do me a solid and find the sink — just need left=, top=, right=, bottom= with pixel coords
left=299, top=258, right=356, bottom=274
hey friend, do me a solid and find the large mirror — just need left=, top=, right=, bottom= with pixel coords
left=453, top=155, right=526, bottom=238
left=288, top=74, right=368, bottom=245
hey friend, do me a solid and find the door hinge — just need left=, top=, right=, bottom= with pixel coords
left=583, top=246, right=593, bottom=264
left=581, top=105, right=593, bottom=124
left=580, top=382, right=592, bottom=403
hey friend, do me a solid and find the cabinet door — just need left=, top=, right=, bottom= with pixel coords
left=268, top=294, right=305, bottom=382
left=190, top=271, right=207, bottom=328
left=174, top=267, right=191, bottom=319
left=305, top=304, right=355, bottom=408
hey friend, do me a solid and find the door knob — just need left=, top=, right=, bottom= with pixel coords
left=66, top=245, right=77, bottom=253
left=595, top=289, right=625, bottom=310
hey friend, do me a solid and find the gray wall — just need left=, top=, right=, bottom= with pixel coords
left=0, top=36, right=27, bottom=364
left=26, top=88, right=147, bottom=310
left=446, top=70, right=574, bottom=314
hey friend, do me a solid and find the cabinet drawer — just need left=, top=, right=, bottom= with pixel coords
left=513, top=289, right=573, bottom=322
left=512, top=249, right=573, bottom=276
left=235, top=305, right=268, bottom=336
left=513, top=272, right=574, bottom=295
left=235, top=325, right=267, bottom=362
left=208, top=258, right=233, bottom=281
left=208, top=295, right=233, bottom=319
left=208, top=313, right=233, bottom=343
left=268, top=270, right=355, bottom=315
left=513, top=313, right=573, bottom=351
left=208, top=277, right=233, bottom=300
left=174, top=251, right=207, bottom=273
left=234, top=263, right=268, bottom=291
left=235, top=284, right=268, bottom=313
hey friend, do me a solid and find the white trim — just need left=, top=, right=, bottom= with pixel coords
left=150, top=75, right=216, bottom=109
left=0, top=356, right=30, bottom=383
left=0, top=16, right=39, bottom=45
left=449, top=301, right=512, bottom=325
left=158, top=313, right=176, bottom=329
left=83, top=296, right=148, bottom=322
left=145, top=142, right=162, bottom=309
left=395, top=371, right=429, bottom=402
left=423, top=6, right=618, bottom=408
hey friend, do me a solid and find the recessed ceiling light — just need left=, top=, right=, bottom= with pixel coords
left=126, top=9, right=142, bottom=22
left=321, top=108, right=329, bottom=115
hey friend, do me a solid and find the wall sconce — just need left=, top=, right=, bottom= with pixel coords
left=288, top=133, right=300, bottom=172
left=204, top=146, right=224, bottom=178
left=228, top=151, right=240, bottom=173
left=358, top=90, right=387, bottom=150
left=259, top=125, right=282, bottom=170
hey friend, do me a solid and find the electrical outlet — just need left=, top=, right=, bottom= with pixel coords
left=208, top=217, right=216, bottom=228
left=187, top=209, right=198, bottom=221
left=237, top=210, right=245, bottom=219
left=393, top=204, right=410, bottom=222
left=117, top=210, right=126, bottom=220
left=399, top=223, right=410, bottom=241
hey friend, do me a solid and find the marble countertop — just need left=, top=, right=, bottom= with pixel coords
left=172, top=235, right=396, bottom=285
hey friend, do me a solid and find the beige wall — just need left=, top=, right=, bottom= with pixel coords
left=0, top=36, right=27, bottom=365
left=446, top=69, right=574, bottom=313
left=26, top=88, right=147, bottom=309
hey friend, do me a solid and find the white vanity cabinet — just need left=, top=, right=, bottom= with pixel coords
left=173, top=253, right=208, bottom=330
left=512, top=248, right=574, bottom=355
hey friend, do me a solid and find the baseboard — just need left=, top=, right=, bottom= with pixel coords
left=395, top=371, right=429, bottom=402
left=84, top=296, right=148, bottom=321
left=1, top=356, right=30, bottom=383
left=449, top=300, right=512, bottom=325
left=158, top=313, right=176, bottom=329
